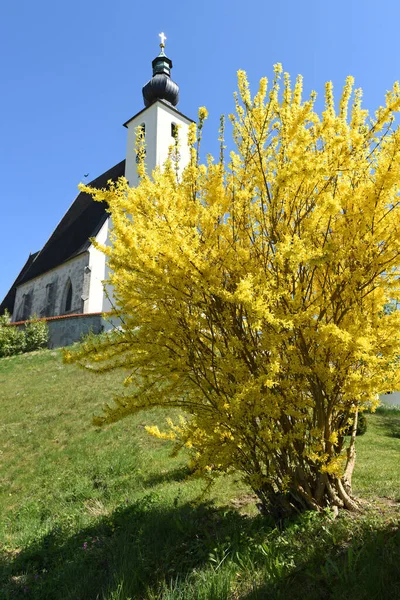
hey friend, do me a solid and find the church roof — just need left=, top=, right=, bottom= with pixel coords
left=17, top=159, right=126, bottom=286
left=0, top=160, right=126, bottom=316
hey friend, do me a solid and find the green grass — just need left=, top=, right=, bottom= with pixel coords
left=352, top=406, right=400, bottom=501
left=0, top=349, right=399, bottom=599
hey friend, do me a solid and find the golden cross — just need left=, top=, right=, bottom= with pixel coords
left=159, top=32, right=167, bottom=48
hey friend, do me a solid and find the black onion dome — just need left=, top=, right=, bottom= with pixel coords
left=142, top=50, right=179, bottom=107
left=142, top=75, right=179, bottom=107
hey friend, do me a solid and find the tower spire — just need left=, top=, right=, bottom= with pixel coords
left=142, top=33, right=180, bottom=108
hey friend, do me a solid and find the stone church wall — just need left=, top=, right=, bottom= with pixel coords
left=13, top=253, right=90, bottom=321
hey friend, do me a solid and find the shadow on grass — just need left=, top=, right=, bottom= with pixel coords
left=374, top=412, right=400, bottom=439
left=0, top=496, right=272, bottom=600
left=2, top=494, right=400, bottom=600
left=143, top=465, right=191, bottom=488
left=382, top=415, right=400, bottom=439
left=241, top=521, right=400, bottom=600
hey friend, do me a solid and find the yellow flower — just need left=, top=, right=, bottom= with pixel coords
left=198, top=106, right=208, bottom=121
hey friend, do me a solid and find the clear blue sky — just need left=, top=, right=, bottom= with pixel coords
left=1, top=0, right=399, bottom=302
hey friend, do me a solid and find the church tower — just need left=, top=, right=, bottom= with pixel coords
left=123, top=33, right=193, bottom=186
left=102, top=35, right=193, bottom=313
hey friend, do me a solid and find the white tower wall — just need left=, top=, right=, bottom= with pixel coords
left=124, top=100, right=192, bottom=186
left=87, top=218, right=109, bottom=313
left=103, top=101, right=192, bottom=314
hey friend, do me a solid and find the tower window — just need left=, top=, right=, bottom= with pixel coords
left=171, top=122, right=178, bottom=138
left=136, top=123, right=146, bottom=168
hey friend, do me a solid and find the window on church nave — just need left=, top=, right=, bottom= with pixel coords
left=43, top=282, right=56, bottom=317
left=16, top=291, right=33, bottom=321
left=62, top=279, right=73, bottom=314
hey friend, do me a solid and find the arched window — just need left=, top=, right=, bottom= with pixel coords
left=16, top=301, right=24, bottom=322
left=63, top=279, right=73, bottom=313
left=21, top=292, right=32, bottom=321
left=44, top=282, right=56, bottom=317
left=171, top=122, right=178, bottom=138
left=135, top=123, right=146, bottom=169
left=16, top=293, right=29, bottom=321
left=15, top=291, right=33, bottom=321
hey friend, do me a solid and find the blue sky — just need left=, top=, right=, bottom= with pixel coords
left=1, top=0, right=400, bottom=302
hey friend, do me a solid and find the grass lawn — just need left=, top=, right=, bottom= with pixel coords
left=0, top=349, right=399, bottom=600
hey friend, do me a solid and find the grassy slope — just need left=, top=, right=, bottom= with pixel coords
left=0, top=349, right=399, bottom=600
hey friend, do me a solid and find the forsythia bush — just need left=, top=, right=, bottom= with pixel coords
left=66, top=66, right=400, bottom=518
left=0, top=312, right=48, bottom=357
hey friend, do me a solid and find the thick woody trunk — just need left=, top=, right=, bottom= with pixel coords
left=255, top=412, right=361, bottom=521
left=257, top=474, right=360, bottom=521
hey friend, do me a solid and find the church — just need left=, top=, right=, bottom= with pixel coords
left=0, top=34, right=192, bottom=327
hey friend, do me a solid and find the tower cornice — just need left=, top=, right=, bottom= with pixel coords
left=123, top=99, right=194, bottom=129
